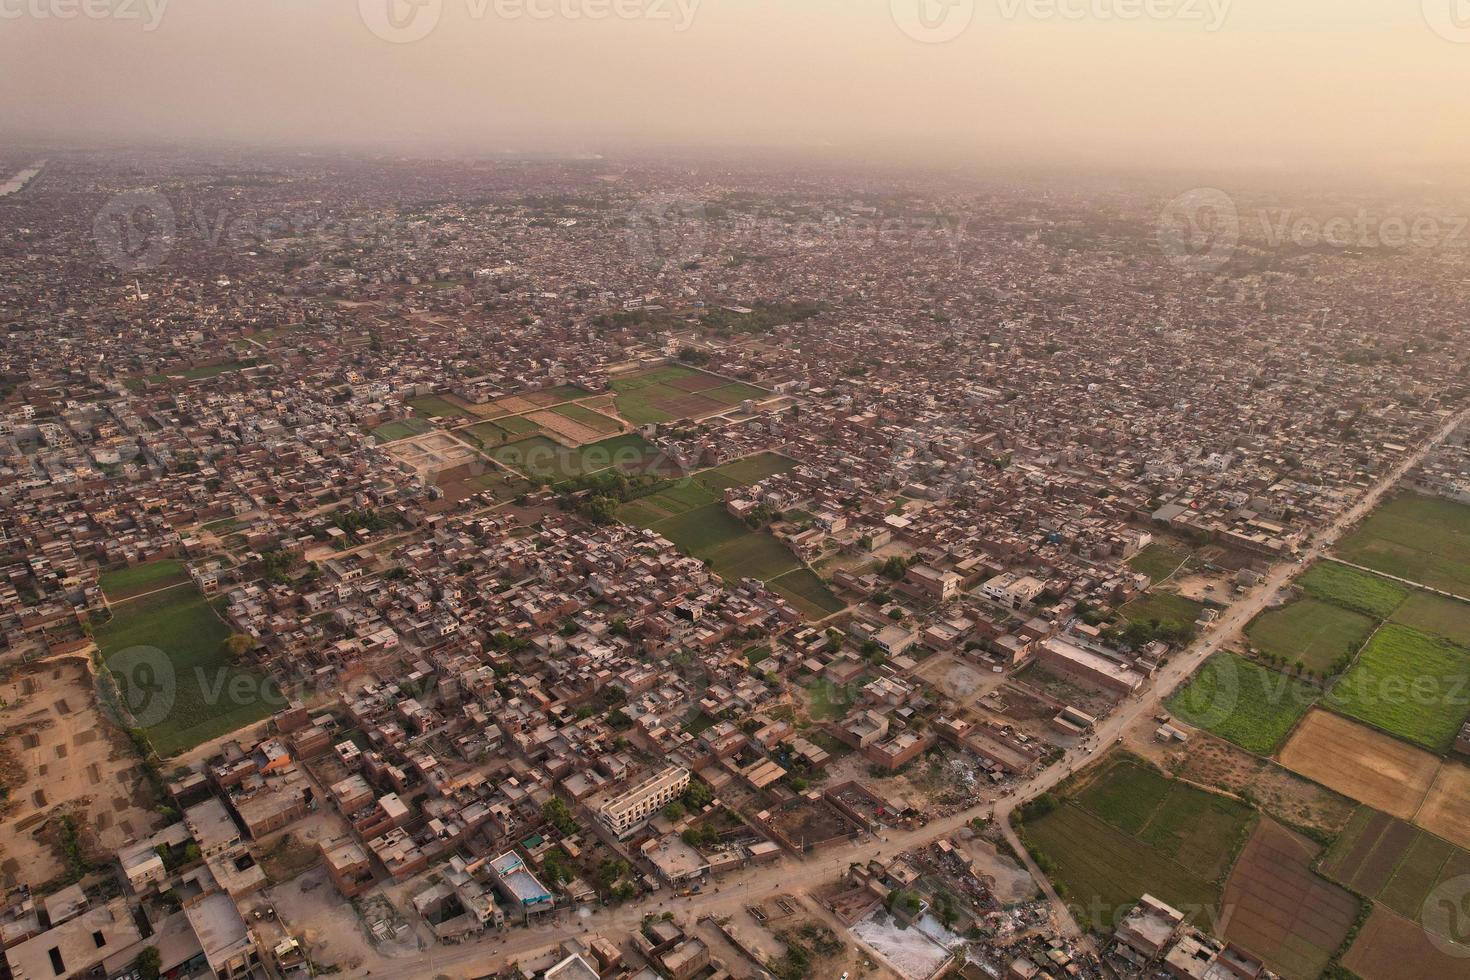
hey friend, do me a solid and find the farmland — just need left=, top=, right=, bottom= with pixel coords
left=1301, top=560, right=1408, bottom=620
left=1021, top=755, right=1253, bottom=927
left=370, top=417, right=432, bottom=443
left=1277, top=709, right=1439, bottom=819
left=491, top=433, right=664, bottom=482
left=697, top=451, right=798, bottom=487
left=1221, top=818, right=1359, bottom=980
left=1325, top=624, right=1470, bottom=752
left=94, top=587, right=282, bottom=756
left=769, top=568, right=847, bottom=619
left=1245, top=597, right=1376, bottom=675
left=550, top=402, right=622, bottom=435
left=100, top=559, right=190, bottom=602
left=1391, top=591, right=1470, bottom=648
left=1337, top=493, right=1470, bottom=596
left=408, top=395, right=465, bottom=419
left=1167, top=653, right=1317, bottom=754
left=610, top=365, right=769, bottom=425
left=1343, top=908, right=1470, bottom=980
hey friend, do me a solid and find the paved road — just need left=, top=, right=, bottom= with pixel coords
left=386, top=408, right=1469, bottom=979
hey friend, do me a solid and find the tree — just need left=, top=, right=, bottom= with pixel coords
left=222, top=634, right=254, bottom=658
left=137, top=946, right=162, bottom=980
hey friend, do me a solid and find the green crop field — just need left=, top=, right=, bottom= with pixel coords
left=610, top=365, right=768, bottom=425
left=1301, top=561, right=1408, bottom=620
left=495, top=414, right=543, bottom=435
left=1391, top=591, right=1470, bottom=649
left=1337, top=493, right=1470, bottom=596
left=95, top=587, right=282, bottom=756
left=370, top=417, right=432, bottom=442
left=408, top=395, right=464, bottom=419
left=461, top=421, right=513, bottom=447
left=1120, top=592, right=1205, bottom=632
left=1024, top=755, right=1254, bottom=927
left=1245, top=597, right=1377, bottom=675
left=494, top=433, right=660, bottom=481
left=1327, top=624, right=1470, bottom=752
left=100, top=559, right=190, bottom=602
left=698, top=451, right=799, bottom=487
left=1127, top=543, right=1190, bottom=584
left=769, top=568, right=845, bottom=618
left=1167, top=653, right=1318, bottom=754
left=145, top=358, right=257, bottom=383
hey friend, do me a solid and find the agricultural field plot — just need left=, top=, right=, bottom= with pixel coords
left=610, top=365, right=769, bottom=425
left=0, top=658, right=165, bottom=890
left=1244, top=598, right=1377, bottom=675
left=1022, top=803, right=1223, bottom=930
left=1167, top=653, right=1318, bottom=755
left=521, top=384, right=590, bottom=407
left=1300, top=560, right=1408, bottom=620
left=1415, top=761, right=1470, bottom=852
left=768, top=568, right=845, bottom=619
left=1221, top=819, right=1359, bottom=980
left=1321, top=808, right=1424, bottom=898
left=100, top=559, right=189, bottom=602
left=369, top=417, right=432, bottom=443
left=1276, top=709, right=1439, bottom=819
left=407, top=395, right=465, bottom=419
left=1175, top=734, right=1356, bottom=839
left=459, top=420, right=516, bottom=447
left=1391, top=591, right=1470, bottom=648
left=550, top=402, right=622, bottom=436
left=1119, top=591, right=1205, bottom=632
left=1127, top=543, right=1190, bottom=584
left=1325, top=624, right=1470, bottom=752
left=1337, top=493, right=1470, bottom=596
left=95, top=587, right=283, bottom=756
left=615, top=481, right=718, bottom=526
left=697, top=451, right=799, bottom=487
left=1073, top=758, right=1174, bottom=835
left=494, top=432, right=667, bottom=482
left=1343, top=908, right=1470, bottom=980
left=144, top=358, right=258, bottom=384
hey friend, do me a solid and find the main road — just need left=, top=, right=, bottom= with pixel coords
left=388, top=407, right=1469, bottom=979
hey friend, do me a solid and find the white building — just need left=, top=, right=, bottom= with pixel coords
left=598, top=766, right=691, bottom=838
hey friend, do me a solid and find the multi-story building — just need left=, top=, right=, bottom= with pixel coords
left=597, top=766, right=691, bottom=838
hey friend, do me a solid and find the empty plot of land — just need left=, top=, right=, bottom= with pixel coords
left=1343, top=907, right=1470, bottom=980
left=1277, top=709, right=1438, bottom=819
left=698, top=451, right=799, bottom=487
left=1222, top=819, right=1359, bottom=980
left=527, top=407, right=615, bottom=446
left=100, top=559, right=190, bottom=601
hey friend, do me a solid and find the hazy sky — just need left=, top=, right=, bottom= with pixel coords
left=2, top=0, right=1467, bottom=176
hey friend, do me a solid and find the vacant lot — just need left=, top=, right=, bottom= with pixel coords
left=1277, top=709, right=1438, bottom=819
left=1301, top=560, right=1408, bottom=620
left=100, top=559, right=189, bottom=602
left=769, top=568, right=845, bottom=619
left=1127, top=543, right=1190, bottom=584
left=95, top=588, right=282, bottom=756
left=1338, top=493, right=1470, bottom=596
left=550, top=403, right=622, bottom=435
left=1167, top=653, right=1317, bottom=755
left=1326, top=624, right=1470, bottom=752
left=1176, top=735, right=1357, bottom=839
left=1120, top=591, right=1205, bottom=632
left=1392, top=591, right=1470, bottom=648
left=1245, top=598, right=1376, bottom=675
left=698, top=451, right=799, bottom=487
left=1344, top=907, right=1470, bottom=980
left=1222, top=818, right=1359, bottom=980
